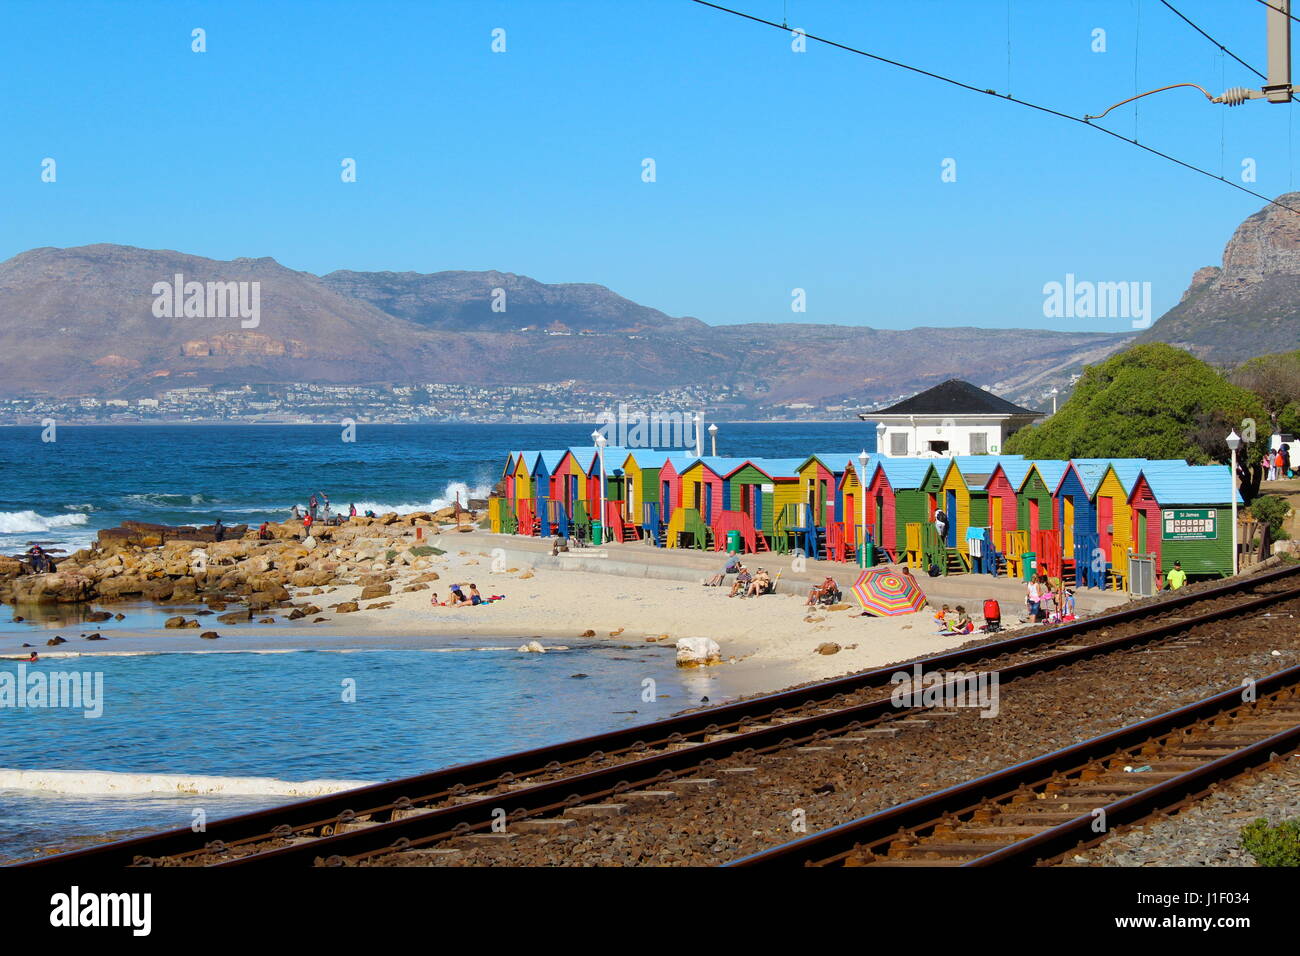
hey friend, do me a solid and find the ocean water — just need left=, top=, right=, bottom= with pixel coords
left=0, top=644, right=718, bottom=860
left=0, top=422, right=875, bottom=555
left=0, top=422, right=874, bottom=860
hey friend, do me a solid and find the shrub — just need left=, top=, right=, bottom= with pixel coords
left=1250, top=496, right=1292, bottom=540
left=409, top=545, right=444, bottom=557
left=1240, top=817, right=1300, bottom=866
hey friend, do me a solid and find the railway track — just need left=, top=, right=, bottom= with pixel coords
left=27, top=563, right=1300, bottom=868
left=728, top=663, right=1300, bottom=867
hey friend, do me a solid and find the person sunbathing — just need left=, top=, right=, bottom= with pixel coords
left=746, top=569, right=772, bottom=597
left=448, top=585, right=472, bottom=607
left=805, top=576, right=839, bottom=606
left=728, top=566, right=752, bottom=597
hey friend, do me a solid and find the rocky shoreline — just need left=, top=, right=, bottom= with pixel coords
left=0, top=508, right=486, bottom=626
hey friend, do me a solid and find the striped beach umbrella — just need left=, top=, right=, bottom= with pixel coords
left=851, top=567, right=927, bottom=616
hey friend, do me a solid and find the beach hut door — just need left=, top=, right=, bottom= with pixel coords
left=991, top=496, right=1003, bottom=542
left=1098, top=496, right=1114, bottom=562
left=1137, top=511, right=1148, bottom=552
left=1028, top=498, right=1039, bottom=532
left=945, top=490, right=957, bottom=547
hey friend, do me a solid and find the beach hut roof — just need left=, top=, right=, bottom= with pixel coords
left=621, top=449, right=675, bottom=469
left=685, top=456, right=751, bottom=476
left=746, top=457, right=807, bottom=478
left=1058, top=460, right=1111, bottom=497
left=536, top=450, right=566, bottom=472
left=1021, top=460, right=1068, bottom=493
left=1103, top=459, right=1187, bottom=495
left=992, top=459, right=1033, bottom=489
left=806, top=452, right=866, bottom=473
left=568, top=445, right=632, bottom=474
left=1142, top=465, right=1243, bottom=505
left=872, top=458, right=935, bottom=489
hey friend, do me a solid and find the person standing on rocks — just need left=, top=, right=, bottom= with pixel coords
left=349, top=503, right=357, bottom=518
left=302, top=512, right=314, bottom=540
left=320, top=492, right=330, bottom=519
left=213, top=518, right=225, bottom=543
left=309, top=495, right=319, bottom=520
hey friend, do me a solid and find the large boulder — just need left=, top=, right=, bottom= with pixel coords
left=676, top=637, right=722, bottom=667
left=359, top=583, right=391, bottom=600
left=7, top=572, right=96, bottom=605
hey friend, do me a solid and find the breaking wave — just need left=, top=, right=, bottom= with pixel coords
left=0, top=510, right=90, bottom=535
left=0, top=768, right=373, bottom=797
left=342, top=481, right=492, bottom=516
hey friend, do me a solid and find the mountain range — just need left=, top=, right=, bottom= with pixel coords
left=0, top=194, right=1295, bottom=413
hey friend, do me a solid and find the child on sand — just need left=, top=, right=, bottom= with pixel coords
left=933, top=604, right=951, bottom=630
left=940, top=606, right=974, bottom=635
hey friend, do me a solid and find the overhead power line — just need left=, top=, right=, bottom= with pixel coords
left=1254, top=0, right=1300, bottom=28
left=688, top=0, right=1300, bottom=216
left=1158, top=0, right=1265, bottom=79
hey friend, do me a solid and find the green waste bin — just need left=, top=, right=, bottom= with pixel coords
left=726, top=530, right=741, bottom=553
left=1022, top=552, right=1036, bottom=582
left=859, top=542, right=875, bottom=567
left=592, top=521, right=603, bottom=546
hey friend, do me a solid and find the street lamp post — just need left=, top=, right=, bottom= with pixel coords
left=708, top=423, right=718, bottom=457
left=858, top=450, right=869, bottom=569
left=592, top=430, right=608, bottom=544
left=1226, top=429, right=1241, bottom=575
left=1050, top=387, right=1059, bottom=415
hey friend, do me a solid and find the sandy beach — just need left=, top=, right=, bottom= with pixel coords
left=4, top=526, right=1130, bottom=699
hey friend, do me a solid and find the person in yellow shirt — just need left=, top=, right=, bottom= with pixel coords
left=1166, top=561, right=1187, bottom=590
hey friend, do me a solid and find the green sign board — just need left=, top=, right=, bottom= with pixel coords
left=1162, top=508, right=1217, bottom=540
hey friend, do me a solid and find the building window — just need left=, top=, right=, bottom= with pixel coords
left=890, top=433, right=909, bottom=456
left=970, top=432, right=988, bottom=455
left=927, top=440, right=949, bottom=455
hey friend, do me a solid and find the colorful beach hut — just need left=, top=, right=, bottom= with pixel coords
left=865, top=458, right=936, bottom=564
left=623, top=450, right=670, bottom=541
left=1129, top=464, right=1240, bottom=579
left=716, top=459, right=774, bottom=554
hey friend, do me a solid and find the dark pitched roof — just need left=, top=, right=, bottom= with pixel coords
left=871, top=379, right=1041, bottom=417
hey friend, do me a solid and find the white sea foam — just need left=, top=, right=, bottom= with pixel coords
left=0, top=768, right=373, bottom=797
left=0, top=510, right=89, bottom=535
left=343, top=481, right=493, bottom=517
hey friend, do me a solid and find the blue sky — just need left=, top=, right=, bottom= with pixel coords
left=2, top=0, right=1296, bottom=332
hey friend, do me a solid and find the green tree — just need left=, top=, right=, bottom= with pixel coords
left=1006, top=344, right=1267, bottom=467
left=1230, top=350, right=1300, bottom=436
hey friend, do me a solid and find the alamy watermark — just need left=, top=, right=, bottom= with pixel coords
left=889, top=664, right=999, bottom=718
left=1, top=664, right=104, bottom=718
left=1042, top=273, right=1152, bottom=329
left=595, top=404, right=700, bottom=449
left=152, top=273, right=260, bottom=328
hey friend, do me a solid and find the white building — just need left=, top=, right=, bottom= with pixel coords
left=861, top=379, right=1044, bottom=458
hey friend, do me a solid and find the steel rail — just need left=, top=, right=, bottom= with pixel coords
left=726, top=663, right=1300, bottom=867
left=27, top=563, right=1300, bottom=867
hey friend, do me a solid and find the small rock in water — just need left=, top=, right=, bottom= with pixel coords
left=200, top=631, right=220, bottom=640
left=85, top=633, right=106, bottom=641
left=258, top=617, right=276, bottom=624
left=46, top=636, right=66, bottom=646
left=85, top=611, right=112, bottom=622
left=580, top=629, right=595, bottom=638
left=12, top=616, right=23, bottom=623
left=570, top=673, right=589, bottom=679
left=164, top=616, right=187, bottom=629
left=114, top=613, right=124, bottom=620
left=518, top=640, right=546, bottom=654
